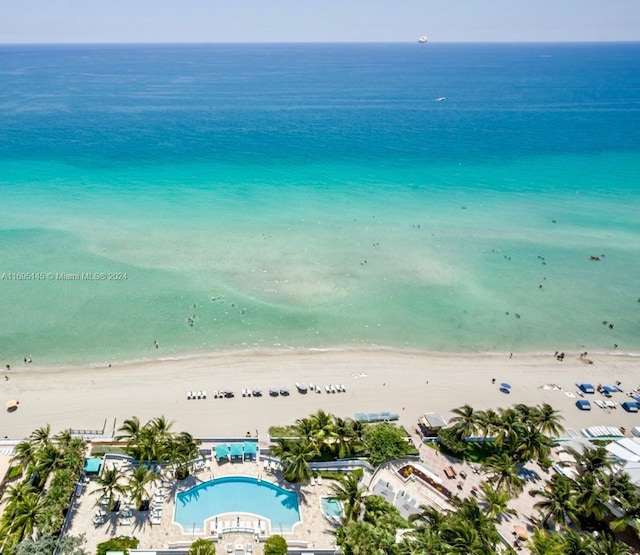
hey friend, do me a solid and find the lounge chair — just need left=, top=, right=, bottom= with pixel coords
left=325, top=385, right=331, bottom=393
left=197, top=390, right=202, bottom=399
left=310, top=476, right=316, bottom=486
left=202, top=390, right=207, bottom=399
left=330, top=385, right=337, bottom=393
left=315, top=385, right=321, bottom=393
left=235, top=544, right=244, bottom=554
left=246, top=543, right=253, bottom=553
left=317, top=475, right=323, bottom=486
left=340, top=384, right=346, bottom=392
left=187, top=391, right=193, bottom=400
left=226, top=543, right=233, bottom=554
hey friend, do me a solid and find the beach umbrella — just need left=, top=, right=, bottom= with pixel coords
left=514, top=525, right=528, bottom=540
left=500, top=382, right=511, bottom=389
left=6, top=400, right=19, bottom=412
left=500, top=387, right=511, bottom=394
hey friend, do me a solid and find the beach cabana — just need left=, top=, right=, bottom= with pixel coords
left=230, top=443, right=244, bottom=460
left=83, top=457, right=102, bottom=476
left=622, top=402, right=639, bottom=413
left=601, top=385, right=617, bottom=395
left=214, top=444, right=230, bottom=462
left=575, top=400, right=591, bottom=411
left=576, top=382, right=595, bottom=394
left=243, top=441, right=257, bottom=460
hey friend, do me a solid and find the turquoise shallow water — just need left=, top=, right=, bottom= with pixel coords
left=0, top=44, right=639, bottom=363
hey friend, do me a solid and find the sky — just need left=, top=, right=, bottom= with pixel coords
left=1, top=0, right=639, bottom=44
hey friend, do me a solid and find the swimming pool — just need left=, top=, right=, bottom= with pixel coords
left=174, top=476, right=301, bottom=533
left=320, top=496, right=343, bottom=519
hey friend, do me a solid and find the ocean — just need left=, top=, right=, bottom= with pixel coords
left=0, top=43, right=639, bottom=364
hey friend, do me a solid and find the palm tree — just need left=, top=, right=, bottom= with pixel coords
left=115, top=416, right=142, bottom=444
left=562, top=529, right=596, bottom=555
left=449, top=404, right=479, bottom=440
left=10, top=441, right=36, bottom=475
left=34, top=443, right=64, bottom=484
left=593, top=533, right=631, bottom=555
left=92, top=467, right=126, bottom=511
left=531, top=474, right=579, bottom=529
left=329, top=471, right=366, bottom=524
left=484, top=452, right=525, bottom=494
left=513, top=429, right=552, bottom=465
left=295, top=417, right=316, bottom=444
left=532, top=403, right=564, bottom=437
left=3, top=491, right=45, bottom=544
left=571, top=472, right=608, bottom=522
left=493, top=407, right=524, bottom=450
left=527, top=527, right=566, bottom=555
left=1, top=482, right=38, bottom=522
left=564, top=445, right=612, bottom=476
left=168, top=431, right=201, bottom=480
left=29, top=425, right=51, bottom=449
left=127, top=465, right=158, bottom=510
left=52, top=429, right=74, bottom=449
left=476, top=408, right=500, bottom=440
left=278, top=439, right=315, bottom=483
left=480, top=481, right=517, bottom=522
left=332, top=417, right=355, bottom=459
left=309, top=409, right=335, bottom=454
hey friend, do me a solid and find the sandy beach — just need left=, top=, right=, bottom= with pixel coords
left=1, top=348, right=639, bottom=441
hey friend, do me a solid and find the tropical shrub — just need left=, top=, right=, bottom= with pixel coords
left=363, top=422, right=413, bottom=466
left=96, top=536, right=139, bottom=555
left=263, top=534, right=288, bottom=555
left=188, top=538, right=216, bottom=554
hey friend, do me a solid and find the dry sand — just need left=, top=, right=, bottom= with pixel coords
left=1, top=348, right=639, bottom=440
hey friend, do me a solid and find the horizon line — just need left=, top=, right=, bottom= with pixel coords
left=1, top=39, right=639, bottom=47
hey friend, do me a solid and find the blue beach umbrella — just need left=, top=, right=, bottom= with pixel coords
left=500, top=383, right=511, bottom=389
left=500, top=387, right=511, bottom=394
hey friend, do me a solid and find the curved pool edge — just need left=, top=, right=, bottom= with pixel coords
left=173, top=474, right=302, bottom=535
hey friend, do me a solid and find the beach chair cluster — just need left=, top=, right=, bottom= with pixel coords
left=118, top=508, right=133, bottom=526
left=187, top=390, right=207, bottom=400
left=324, top=384, right=347, bottom=393
left=354, top=411, right=399, bottom=423
left=149, top=488, right=164, bottom=525
left=310, top=475, right=324, bottom=486
left=212, top=388, right=236, bottom=398
left=268, top=385, right=291, bottom=396
left=241, top=387, right=263, bottom=397
left=263, top=458, right=281, bottom=473
left=92, top=507, right=108, bottom=525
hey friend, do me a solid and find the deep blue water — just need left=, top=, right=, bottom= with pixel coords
left=1, top=43, right=639, bottom=169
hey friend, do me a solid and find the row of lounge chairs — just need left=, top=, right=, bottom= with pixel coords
left=263, top=459, right=281, bottom=472
left=187, top=390, right=207, bottom=399
left=354, top=411, right=400, bottom=423
left=242, top=388, right=263, bottom=397
left=149, top=488, right=164, bottom=525
left=310, top=475, right=324, bottom=486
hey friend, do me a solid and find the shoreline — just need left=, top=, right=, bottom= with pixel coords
left=9, top=344, right=640, bottom=375
left=2, top=347, right=640, bottom=442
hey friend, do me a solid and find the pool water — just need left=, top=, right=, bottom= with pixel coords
left=174, top=476, right=301, bottom=532
left=320, top=497, right=343, bottom=519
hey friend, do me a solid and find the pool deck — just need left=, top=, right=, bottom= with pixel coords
left=66, top=455, right=340, bottom=553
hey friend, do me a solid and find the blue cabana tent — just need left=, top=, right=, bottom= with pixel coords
left=83, top=457, right=102, bottom=475
left=576, top=400, right=591, bottom=411
left=230, top=443, right=244, bottom=459
left=621, top=401, right=639, bottom=413
left=214, top=444, right=230, bottom=461
left=243, top=441, right=257, bottom=460
left=576, top=382, right=595, bottom=394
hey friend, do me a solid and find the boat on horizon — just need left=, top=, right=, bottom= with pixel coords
left=418, top=36, right=428, bottom=44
